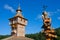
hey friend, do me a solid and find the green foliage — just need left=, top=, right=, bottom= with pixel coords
left=25, top=27, right=60, bottom=40
left=0, top=28, right=60, bottom=40
left=26, top=32, right=46, bottom=40
left=55, top=28, right=60, bottom=40
left=0, top=35, right=10, bottom=40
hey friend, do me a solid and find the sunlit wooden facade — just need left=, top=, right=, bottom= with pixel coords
left=42, top=11, right=57, bottom=40
left=9, top=5, right=27, bottom=37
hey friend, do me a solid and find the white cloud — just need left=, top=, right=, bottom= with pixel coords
left=47, top=9, right=60, bottom=16
left=36, top=9, right=60, bottom=20
left=36, top=11, right=56, bottom=20
left=4, top=4, right=15, bottom=13
left=37, top=14, right=42, bottom=19
left=48, top=11, right=57, bottom=16
left=57, top=9, right=60, bottom=12
left=35, top=14, right=42, bottom=20
left=47, top=12, right=51, bottom=16
left=58, top=17, right=60, bottom=20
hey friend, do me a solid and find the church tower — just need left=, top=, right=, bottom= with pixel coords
left=42, top=11, right=57, bottom=40
left=9, top=4, right=27, bottom=37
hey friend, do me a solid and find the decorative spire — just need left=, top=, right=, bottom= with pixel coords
left=15, top=3, right=23, bottom=18
left=18, top=3, right=21, bottom=10
left=43, top=5, right=47, bottom=11
left=42, top=5, right=48, bottom=19
left=16, top=3, right=22, bottom=12
left=42, top=11, right=48, bottom=19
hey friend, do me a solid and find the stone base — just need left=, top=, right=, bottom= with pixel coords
left=2, top=36, right=34, bottom=40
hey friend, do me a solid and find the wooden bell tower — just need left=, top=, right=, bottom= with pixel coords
left=42, top=11, right=57, bottom=40
left=9, top=4, right=27, bottom=37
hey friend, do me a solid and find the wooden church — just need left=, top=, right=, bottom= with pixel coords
left=2, top=4, right=34, bottom=40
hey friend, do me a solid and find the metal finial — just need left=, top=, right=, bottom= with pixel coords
left=43, top=5, right=47, bottom=11
left=42, top=5, right=48, bottom=19
left=18, top=3, right=21, bottom=10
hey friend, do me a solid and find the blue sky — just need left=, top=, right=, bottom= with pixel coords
left=0, top=0, right=60, bottom=35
